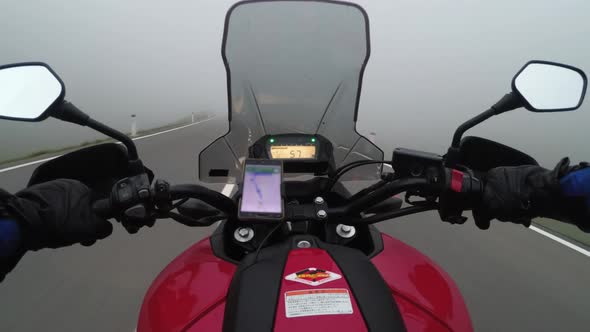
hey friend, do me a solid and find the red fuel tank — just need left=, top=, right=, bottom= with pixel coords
left=137, top=233, right=472, bottom=331
left=137, top=238, right=235, bottom=332
left=371, top=234, right=473, bottom=331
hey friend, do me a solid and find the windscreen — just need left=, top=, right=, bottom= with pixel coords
left=200, top=0, right=383, bottom=183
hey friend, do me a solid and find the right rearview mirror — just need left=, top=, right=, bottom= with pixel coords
left=512, top=61, right=587, bottom=112
left=0, top=62, right=65, bottom=121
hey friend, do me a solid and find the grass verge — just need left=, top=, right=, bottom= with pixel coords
left=533, top=218, right=590, bottom=248
left=0, top=119, right=202, bottom=167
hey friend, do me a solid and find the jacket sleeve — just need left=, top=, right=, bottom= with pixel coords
left=558, top=166, right=590, bottom=232
left=0, top=189, right=25, bottom=282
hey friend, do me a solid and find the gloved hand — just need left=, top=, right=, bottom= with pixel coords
left=0, top=179, right=113, bottom=281
left=473, top=158, right=589, bottom=230
left=4, top=179, right=113, bottom=250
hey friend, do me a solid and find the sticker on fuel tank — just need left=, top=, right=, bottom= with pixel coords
left=284, top=267, right=342, bottom=286
left=285, top=288, right=353, bottom=318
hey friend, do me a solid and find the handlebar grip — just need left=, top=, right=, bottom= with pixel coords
left=446, top=168, right=483, bottom=195
left=92, top=199, right=114, bottom=219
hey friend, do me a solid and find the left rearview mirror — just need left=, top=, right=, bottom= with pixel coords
left=512, top=61, right=587, bottom=112
left=0, top=62, right=65, bottom=121
left=0, top=61, right=143, bottom=165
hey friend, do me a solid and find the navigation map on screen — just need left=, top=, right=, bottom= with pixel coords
left=240, top=164, right=282, bottom=214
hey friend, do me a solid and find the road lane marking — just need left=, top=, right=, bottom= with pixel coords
left=530, top=226, right=590, bottom=257
left=215, top=184, right=236, bottom=227
left=0, top=156, right=62, bottom=174
left=0, top=117, right=214, bottom=174
left=131, top=117, right=214, bottom=142
left=221, top=183, right=235, bottom=197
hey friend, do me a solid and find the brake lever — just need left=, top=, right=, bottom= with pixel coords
left=404, top=190, right=436, bottom=206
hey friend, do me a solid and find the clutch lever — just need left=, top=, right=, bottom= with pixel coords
left=168, top=211, right=225, bottom=227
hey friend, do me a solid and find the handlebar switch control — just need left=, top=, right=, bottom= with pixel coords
left=111, top=174, right=152, bottom=209
left=153, top=179, right=172, bottom=211
left=392, top=148, right=444, bottom=179
left=115, top=180, right=135, bottom=205
left=138, top=189, right=149, bottom=199
left=125, top=204, right=148, bottom=220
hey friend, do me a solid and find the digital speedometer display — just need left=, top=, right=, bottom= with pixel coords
left=270, top=145, right=316, bottom=159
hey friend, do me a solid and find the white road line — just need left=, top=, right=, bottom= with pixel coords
left=0, top=155, right=62, bottom=174
left=131, top=118, right=213, bottom=142
left=0, top=117, right=214, bottom=174
left=215, top=184, right=235, bottom=227
left=530, top=225, right=590, bottom=257
left=221, top=183, right=235, bottom=197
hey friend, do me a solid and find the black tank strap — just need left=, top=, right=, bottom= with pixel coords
left=222, top=236, right=407, bottom=332
left=318, top=241, right=407, bottom=332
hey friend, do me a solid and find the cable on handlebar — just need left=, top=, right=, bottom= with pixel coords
left=333, top=159, right=384, bottom=175
left=347, top=180, right=388, bottom=201
left=326, top=160, right=391, bottom=192
left=344, top=178, right=430, bottom=215
left=357, top=204, right=438, bottom=225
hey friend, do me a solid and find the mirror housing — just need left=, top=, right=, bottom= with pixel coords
left=0, top=62, right=65, bottom=121
left=512, top=60, right=587, bottom=112
left=0, top=62, right=143, bottom=168
left=458, top=136, right=538, bottom=172
left=447, top=60, right=587, bottom=167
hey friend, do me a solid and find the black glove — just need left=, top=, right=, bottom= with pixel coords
left=4, top=179, right=113, bottom=250
left=473, top=158, right=589, bottom=230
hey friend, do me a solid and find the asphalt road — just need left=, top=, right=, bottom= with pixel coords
left=1, top=118, right=589, bottom=331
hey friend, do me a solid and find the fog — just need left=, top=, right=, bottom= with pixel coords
left=1, top=0, right=589, bottom=166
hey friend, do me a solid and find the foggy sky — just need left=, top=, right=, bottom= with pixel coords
left=1, top=0, right=589, bottom=166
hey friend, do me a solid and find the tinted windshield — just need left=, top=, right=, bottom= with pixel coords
left=200, top=0, right=383, bottom=183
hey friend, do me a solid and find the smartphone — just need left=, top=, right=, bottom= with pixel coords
left=238, top=159, right=284, bottom=221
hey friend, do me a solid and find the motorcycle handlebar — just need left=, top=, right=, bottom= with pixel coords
left=92, top=183, right=237, bottom=219
left=92, top=167, right=482, bottom=226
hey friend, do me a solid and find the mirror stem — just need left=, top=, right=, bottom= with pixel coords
left=86, top=118, right=139, bottom=160
left=450, top=92, right=521, bottom=148
left=446, top=92, right=522, bottom=167
left=53, top=101, right=140, bottom=162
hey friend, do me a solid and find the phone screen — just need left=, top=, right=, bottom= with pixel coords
left=240, top=162, right=282, bottom=217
